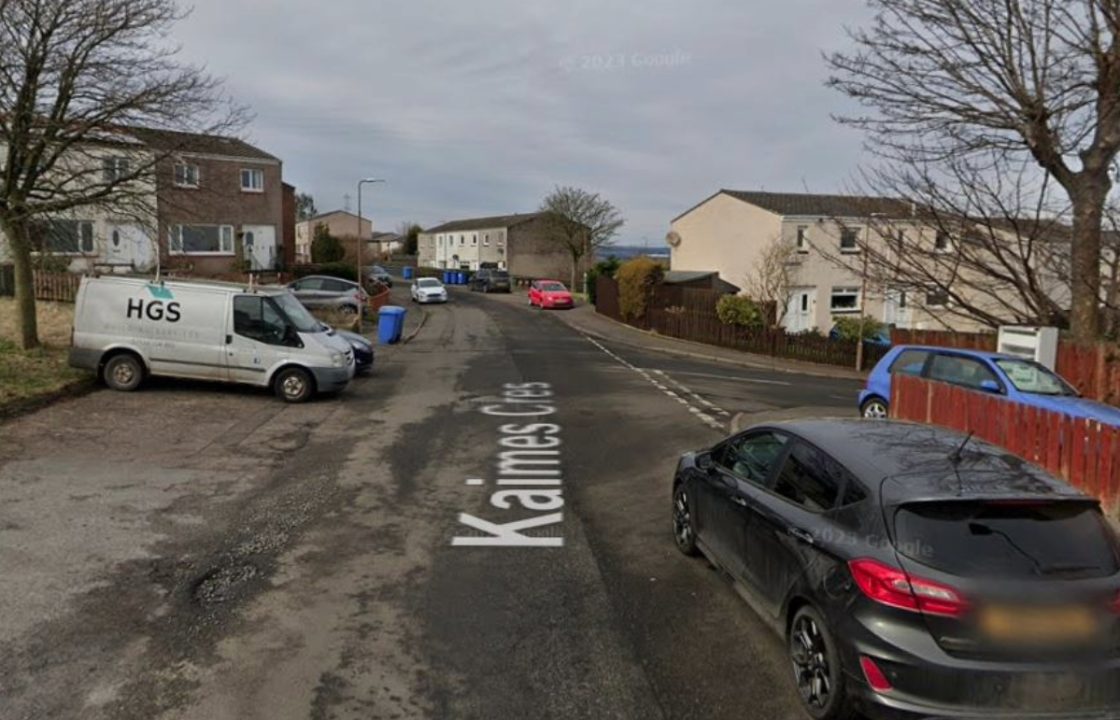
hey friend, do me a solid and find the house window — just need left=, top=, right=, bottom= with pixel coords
left=934, top=231, right=951, bottom=252
left=169, top=224, right=234, bottom=254
left=459, top=235, right=465, bottom=246
left=926, top=290, right=950, bottom=307
left=102, top=157, right=130, bottom=182
left=497, top=231, right=505, bottom=246
left=483, top=233, right=490, bottom=247
left=830, top=286, right=861, bottom=313
left=174, top=163, right=200, bottom=188
left=240, top=168, right=264, bottom=192
left=839, top=228, right=860, bottom=253
left=31, top=219, right=95, bottom=254
left=472, top=234, right=478, bottom=246
left=796, top=225, right=809, bottom=253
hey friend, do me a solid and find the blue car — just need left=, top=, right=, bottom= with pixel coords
left=859, top=345, right=1120, bottom=424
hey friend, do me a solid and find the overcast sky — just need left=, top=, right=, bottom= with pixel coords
left=173, top=0, right=874, bottom=246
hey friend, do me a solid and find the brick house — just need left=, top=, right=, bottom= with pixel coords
left=418, top=212, right=581, bottom=281
left=130, top=129, right=285, bottom=276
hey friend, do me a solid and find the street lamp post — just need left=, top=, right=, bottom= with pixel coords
left=356, top=177, right=385, bottom=334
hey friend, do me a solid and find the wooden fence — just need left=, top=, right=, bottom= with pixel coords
left=891, top=374, right=1120, bottom=513
left=595, top=276, right=889, bottom=369
left=33, top=271, right=82, bottom=302
left=890, top=328, right=997, bottom=351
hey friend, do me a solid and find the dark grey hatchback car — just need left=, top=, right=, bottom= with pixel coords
left=672, top=419, right=1120, bottom=720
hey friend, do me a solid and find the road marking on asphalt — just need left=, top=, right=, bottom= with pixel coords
left=452, top=383, right=566, bottom=548
left=652, top=370, right=731, bottom=417
left=644, top=369, right=792, bottom=386
left=583, top=336, right=726, bottom=432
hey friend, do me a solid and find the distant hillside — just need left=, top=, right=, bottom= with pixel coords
left=596, top=245, right=670, bottom=261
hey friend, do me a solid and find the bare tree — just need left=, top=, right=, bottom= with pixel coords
left=815, top=156, right=1074, bottom=331
left=827, top=0, right=1120, bottom=340
left=744, top=234, right=797, bottom=328
left=539, top=186, right=624, bottom=291
left=0, top=0, right=243, bottom=349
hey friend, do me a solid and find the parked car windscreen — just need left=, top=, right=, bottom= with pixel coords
left=894, top=500, right=1119, bottom=579
left=995, top=358, right=1076, bottom=396
left=272, top=292, right=323, bottom=333
left=539, top=282, right=566, bottom=291
left=491, top=270, right=509, bottom=279
left=417, top=278, right=443, bottom=288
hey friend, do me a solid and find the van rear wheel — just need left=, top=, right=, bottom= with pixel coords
left=274, top=367, right=314, bottom=403
left=103, top=354, right=143, bottom=392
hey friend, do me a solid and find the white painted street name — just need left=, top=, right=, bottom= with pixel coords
left=452, top=382, right=565, bottom=547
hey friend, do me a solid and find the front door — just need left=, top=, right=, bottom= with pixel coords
left=883, top=288, right=912, bottom=328
left=106, top=224, right=155, bottom=270
left=784, top=288, right=815, bottom=333
left=242, top=225, right=277, bottom=271
left=226, top=295, right=288, bottom=385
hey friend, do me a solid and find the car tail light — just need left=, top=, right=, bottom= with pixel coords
left=1109, top=591, right=1120, bottom=615
left=849, top=559, right=968, bottom=618
left=860, top=656, right=893, bottom=693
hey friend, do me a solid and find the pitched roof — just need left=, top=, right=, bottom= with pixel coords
left=722, top=190, right=909, bottom=218
left=423, top=212, right=545, bottom=234
left=674, top=189, right=911, bottom=222
left=302, top=209, right=366, bottom=223
left=127, top=127, right=278, bottom=161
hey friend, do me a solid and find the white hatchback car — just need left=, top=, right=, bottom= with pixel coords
left=411, top=277, right=449, bottom=304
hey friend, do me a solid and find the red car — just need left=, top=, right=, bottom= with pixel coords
left=528, top=280, right=574, bottom=309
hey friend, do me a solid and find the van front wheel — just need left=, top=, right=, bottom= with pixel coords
left=103, top=354, right=143, bottom=392
left=275, top=367, right=314, bottom=403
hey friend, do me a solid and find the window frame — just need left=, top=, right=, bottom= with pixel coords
left=30, top=219, right=96, bottom=255
left=888, top=348, right=932, bottom=377
left=712, top=429, right=791, bottom=488
left=839, top=227, right=861, bottom=254
left=934, top=230, right=952, bottom=253
left=240, top=168, right=264, bottom=193
left=829, top=286, right=862, bottom=314
left=232, top=295, right=294, bottom=347
left=102, top=156, right=130, bottom=183
left=169, top=224, right=235, bottom=255
left=174, top=162, right=200, bottom=189
left=795, top=225, right=809, bottom=253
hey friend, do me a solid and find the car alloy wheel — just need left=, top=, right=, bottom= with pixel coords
left=672, top=484, right=699, bottom=556
left=788, top=606, right=856, bottom=720
left=861, top=398, right=889, bottom=419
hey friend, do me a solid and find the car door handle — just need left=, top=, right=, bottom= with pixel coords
left=788, top=527, right=815, bottom=545
left=732, top=497, right=749, bottom=508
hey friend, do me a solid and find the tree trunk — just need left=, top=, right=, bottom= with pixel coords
left=0, top=216, right=40, bottom=350
left=1069, top=179, right=1108, bottom=340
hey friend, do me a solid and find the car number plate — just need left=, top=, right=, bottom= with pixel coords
left=979, top=604, right=1098, bottom=643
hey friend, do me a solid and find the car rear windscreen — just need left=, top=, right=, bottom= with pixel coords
left=894, top=501, right=1119, bottom=578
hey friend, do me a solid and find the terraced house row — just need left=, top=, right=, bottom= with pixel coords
left=0, top=127, right=294, bottom=277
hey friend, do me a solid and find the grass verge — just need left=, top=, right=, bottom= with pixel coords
left=0, top=299, right=92, bottom=414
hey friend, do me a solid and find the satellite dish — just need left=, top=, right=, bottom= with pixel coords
left=666, top=231, right=682, bottom=248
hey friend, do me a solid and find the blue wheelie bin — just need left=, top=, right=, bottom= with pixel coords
left=377, top=306, right=407, bottom=344
left=403, top=266, right=414, bottom=281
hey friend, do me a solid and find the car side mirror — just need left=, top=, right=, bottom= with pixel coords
left=696, top=452, right=714, bottom=472
left=284, top=325, right=302, bottom=346
left=979, top=379, right=1000, bottom=394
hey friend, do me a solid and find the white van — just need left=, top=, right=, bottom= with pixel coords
left=69, top=276, right=356, bottom=402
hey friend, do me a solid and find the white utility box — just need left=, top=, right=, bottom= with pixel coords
left=997, top=325, right=1059, bottom=370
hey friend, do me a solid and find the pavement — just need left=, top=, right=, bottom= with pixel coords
left=0, top=281, right=862, bottom=720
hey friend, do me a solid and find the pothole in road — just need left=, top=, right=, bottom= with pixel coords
left=191, top=563, right=259, bottom=606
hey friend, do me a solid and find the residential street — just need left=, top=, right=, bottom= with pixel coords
left=0, top=287, right=859, bottom=720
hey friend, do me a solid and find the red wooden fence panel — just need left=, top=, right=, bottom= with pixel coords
left=892, top=375, right=1120, bottom=516
left=32, top=271, right=82, bottom=303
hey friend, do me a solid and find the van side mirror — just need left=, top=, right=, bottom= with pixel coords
left=979, top=379, right=1000, bottom=394
left=284, top=325, right=302, bottom=347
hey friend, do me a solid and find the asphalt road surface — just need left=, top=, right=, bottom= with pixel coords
left=0, top=287, right=863, bottom=720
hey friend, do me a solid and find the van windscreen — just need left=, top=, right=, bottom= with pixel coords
left=272, top=292, right=322, bottom=332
